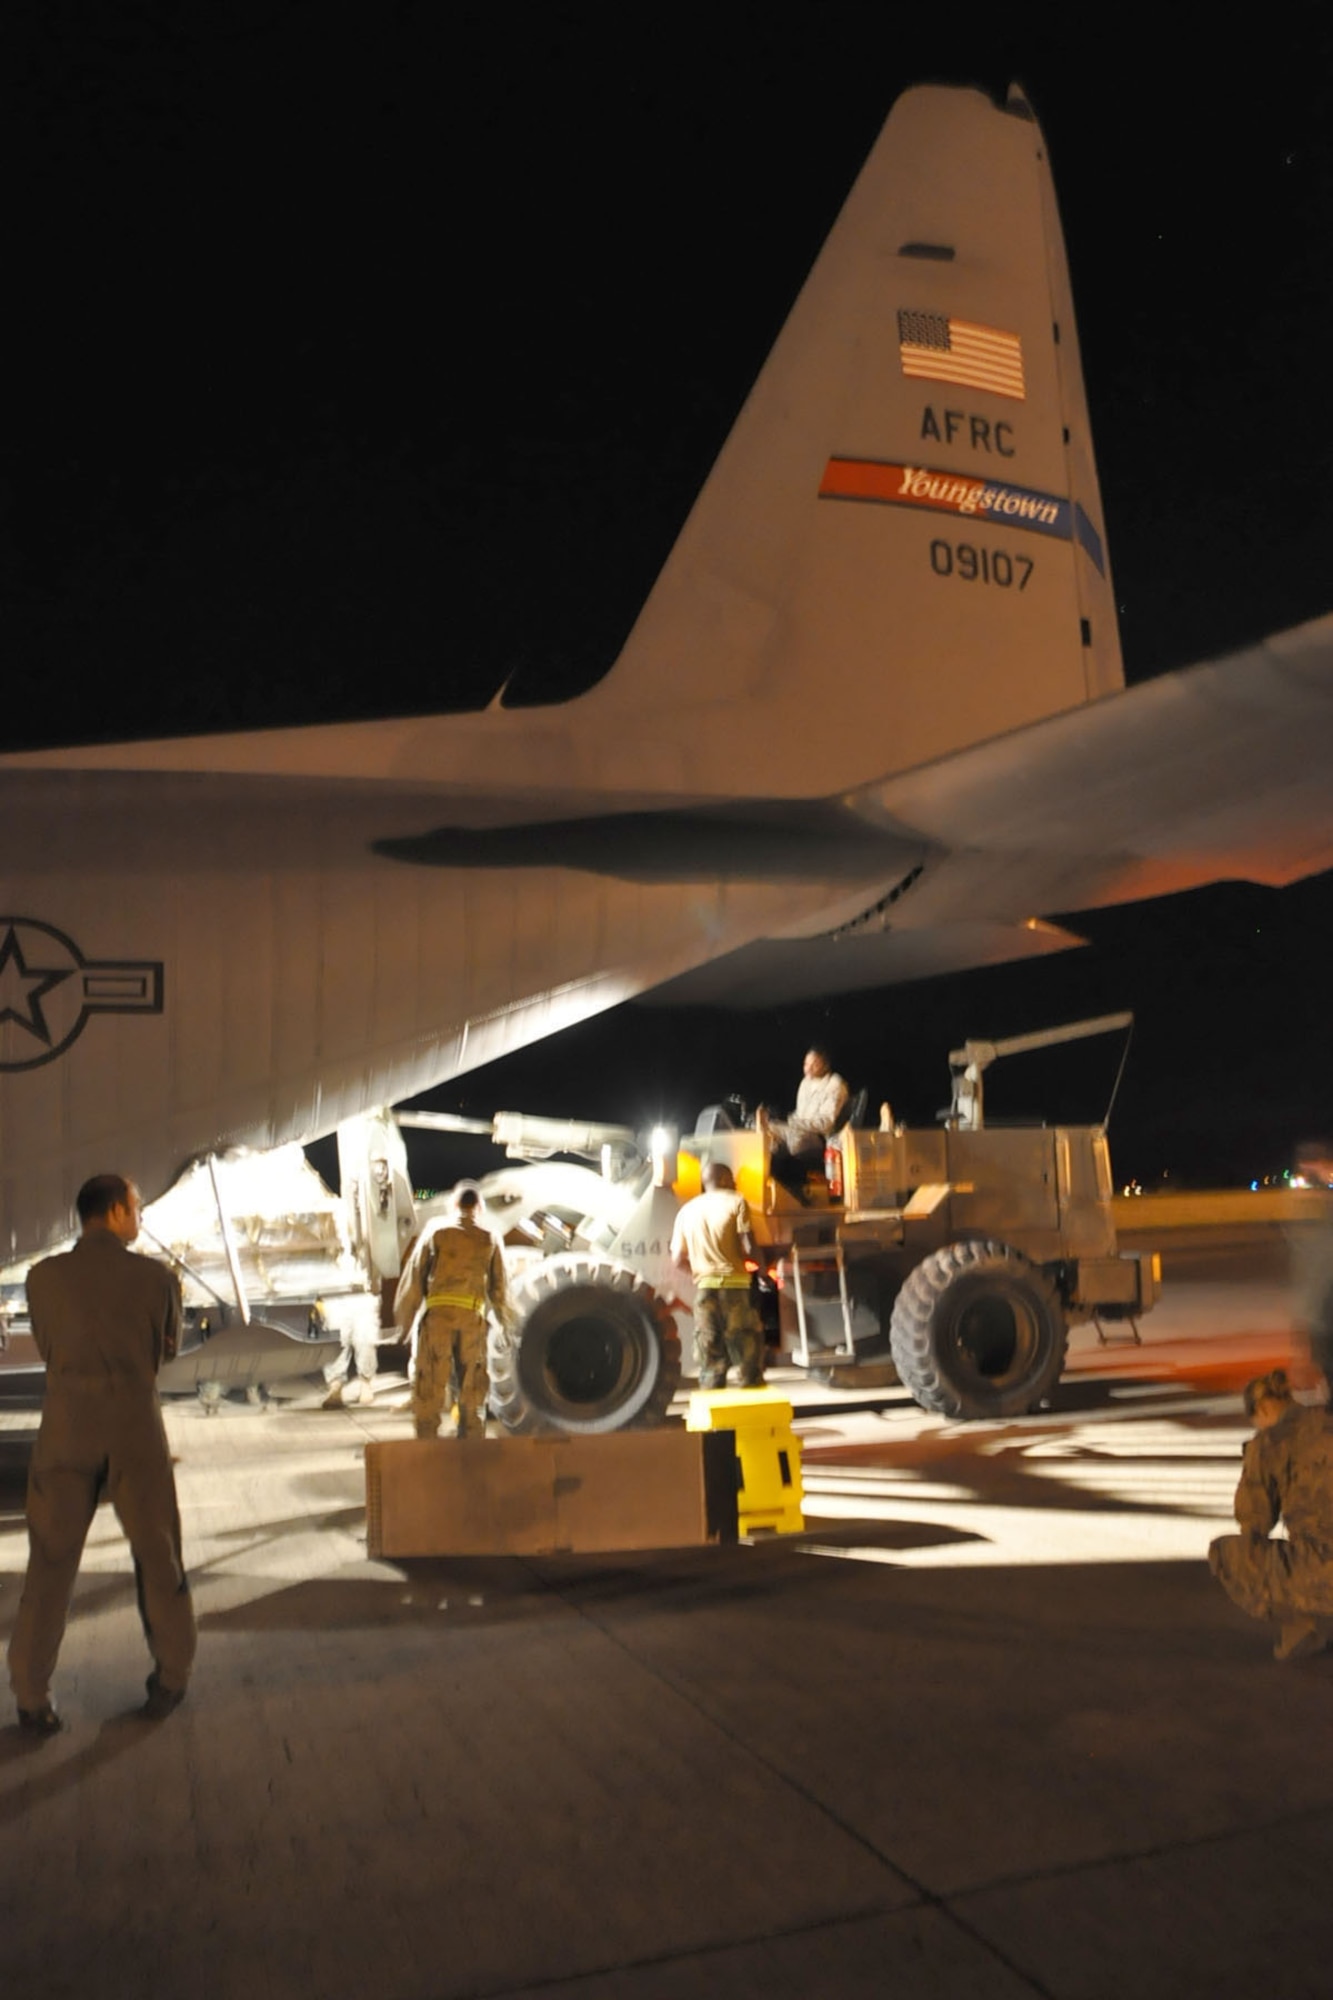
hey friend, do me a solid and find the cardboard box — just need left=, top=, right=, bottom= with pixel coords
left=365, top=1429, right=738, bottom=1557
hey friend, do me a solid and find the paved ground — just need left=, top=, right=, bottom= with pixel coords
left=2, top=1261, right=1331, bottom=1998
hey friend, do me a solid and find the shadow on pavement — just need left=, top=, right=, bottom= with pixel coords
left=198, top=1560, right=554, bottom=1633
left=190, top=1536, right=960, bottom=1632
left=803, top=1408, right=1243, bottom=1518
left=0, top=1709, right=164, bottom=1819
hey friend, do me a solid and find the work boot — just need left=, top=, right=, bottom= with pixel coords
left=142, top=1671, right=187, bottom=1721
left=1274, top=1617, right=1328, bottom=1662
left=17, top=1701, right=63, bottom=1738
left=321, top=1379, right=346, bottom=1409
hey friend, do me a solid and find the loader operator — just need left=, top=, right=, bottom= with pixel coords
left=394, top=1184, right=513, bottom=1440
left=670, top=1162, right=765, bottom=1390
left=758, top=1047, right=849, bottom=1197
left=1209, top=1369, right=1333, bottom=1661
left=8, top=1174, right=197, bottom=1736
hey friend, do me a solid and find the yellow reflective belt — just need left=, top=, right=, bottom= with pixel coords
left=425, top=1290, right=486, bottom=1313
left=696, top=1275, right=751, bottom=1290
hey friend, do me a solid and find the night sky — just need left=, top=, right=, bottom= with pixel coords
left=10, top=9, right=1333, bottom=1188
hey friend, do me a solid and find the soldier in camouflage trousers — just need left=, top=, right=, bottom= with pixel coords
left=394, top=1186, right=512, bottom=1439
left=1209, top=1368, right=1333, bottom=1660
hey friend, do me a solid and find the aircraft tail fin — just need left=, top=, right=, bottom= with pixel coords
left=0, top=84, right=1123, bottom=817
left=577, top=83, right=1123, bottom=800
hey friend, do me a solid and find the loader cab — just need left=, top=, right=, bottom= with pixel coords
left=679, top=1089, right=871, bottom=1242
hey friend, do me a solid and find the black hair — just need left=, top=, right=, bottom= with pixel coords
left=76, top=1174, right=132, bottom=1223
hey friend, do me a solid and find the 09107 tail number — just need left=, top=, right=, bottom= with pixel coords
left=930, top=540, right=1032, bottom=590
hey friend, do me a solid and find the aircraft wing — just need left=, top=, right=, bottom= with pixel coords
left=651, top=613, right=1333, bottom=1005
left=871, top=612, right=1333, bottom=905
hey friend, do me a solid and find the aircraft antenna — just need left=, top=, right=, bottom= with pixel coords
left=1099, top=1017, right=1136, bottom=1134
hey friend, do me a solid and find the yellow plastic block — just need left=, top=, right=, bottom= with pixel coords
left=686, top=1388, right=804, bottom=1535
left=686, top=1386, right=793, bottom=1430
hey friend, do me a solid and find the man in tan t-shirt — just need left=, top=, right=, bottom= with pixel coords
left=670, top=1162, right=765, bottom=1389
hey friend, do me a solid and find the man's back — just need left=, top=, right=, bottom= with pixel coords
left=672, top=1188, right=753, bottom=1284
left=27, top=1233, right=179, bottom=1392
left=426, top=1218, right=494, bottom=1293
left=8, top=1174, right=197, bottom=1731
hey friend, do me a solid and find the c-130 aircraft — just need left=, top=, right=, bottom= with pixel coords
left=2, top=82, right=1331, bottom=1262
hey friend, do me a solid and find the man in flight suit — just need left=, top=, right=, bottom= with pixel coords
left=394, top=1185, right=512, bottom=1439
left=8, top=1174, right=197, bottom=1735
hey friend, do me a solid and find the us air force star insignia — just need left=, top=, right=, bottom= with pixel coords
left=0, top=919, right=164, bottom=1073
left=0, top=925, right=71, bottom=1043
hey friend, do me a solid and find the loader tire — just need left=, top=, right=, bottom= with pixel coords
left=889, top=1240, right=1066, bottom=1420
left=488, top=1254, right=681, bottom=1436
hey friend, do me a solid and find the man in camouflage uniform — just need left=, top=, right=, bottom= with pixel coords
left=670, top=1161, right=765, bottom=1390
left=394, top=1185, right=512, bottom=1439
left=1209, top=1368, right=1333, bottom=1660
left=8, top=1174, right=197, bottom=1734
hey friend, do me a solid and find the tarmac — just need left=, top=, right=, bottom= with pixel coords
left=2, top=1255, right=1332, bottom=1999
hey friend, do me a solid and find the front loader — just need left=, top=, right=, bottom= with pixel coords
left=393, top=1013, right=1155, bottom=1431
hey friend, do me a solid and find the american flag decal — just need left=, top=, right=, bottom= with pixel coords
left=897, top=310, right=1025, bottom=401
